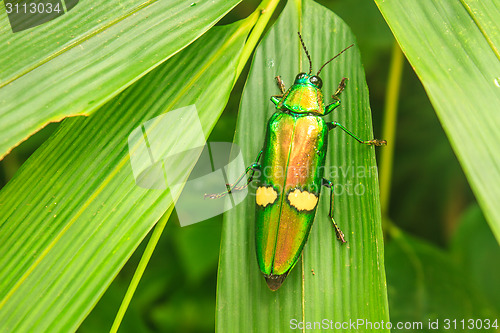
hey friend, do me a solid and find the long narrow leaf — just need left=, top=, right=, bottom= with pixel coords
left=0, top=0, right=240, bottom=158
left=375, top=0, right=500, bottom=243
left=0, top=18, right=253, bottom=332
left=216, top=0, right=389, bottom=331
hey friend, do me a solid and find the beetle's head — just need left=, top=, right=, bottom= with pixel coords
left=293, top=72, right=323, bottom=89
left=277, top=33, right=353, bottom=115
left=281, top=72, right=325, bottom=114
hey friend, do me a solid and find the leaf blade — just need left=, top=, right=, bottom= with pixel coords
left=216, top=0, right=389, bottom=331
left=0, top=0, right=240, bottom=158
left=0, top=18, right=253, bottom=332
left=375, top=0, right=500, bottom=243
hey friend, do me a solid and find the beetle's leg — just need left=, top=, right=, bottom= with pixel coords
left=205, top=150, right=263, bottom=199
left=271, top=76, right=286, bottom=106
left=325, top=77, right=348, bottom=114
left=228, top=152, right=263, bottom=192
left=228, top=163, right=261, bottom=193
left=276, top=76, right=286, bottom=94
left=271, top=96, right=281, bottom=106
left=325, top=78, right=386, bottom=145
left=332, top=77, right=348, bottom=100
left=204, top=163, right=260, bottom=199
left=326, top=121, right=387, bottom=146
left=322, top=178, right=346, bottom=243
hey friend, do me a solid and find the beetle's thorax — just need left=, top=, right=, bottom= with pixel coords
left=278, top=73, right=326, bottom=115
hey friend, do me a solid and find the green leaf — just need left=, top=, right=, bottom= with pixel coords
left=0, top=0, right=240, bottom=158
left=385, top=229, right=498, bottom=331
left=0, top=18, right=253, bottom=332
left=374, top=0, right=500, bottom=243
left=450, top=204, right=500, bottom=311
left=216, top=0, right=389, bottom=331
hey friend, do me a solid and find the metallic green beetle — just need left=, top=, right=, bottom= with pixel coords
left=211, top=33, right=385, bottom=290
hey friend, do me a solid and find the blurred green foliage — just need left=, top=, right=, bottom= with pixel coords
left=1, top=0, right=498, bottom=331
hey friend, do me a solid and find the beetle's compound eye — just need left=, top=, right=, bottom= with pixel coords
left=295, top=72, right=307, bottom=81
left=309, top=75, right=322, bottom=88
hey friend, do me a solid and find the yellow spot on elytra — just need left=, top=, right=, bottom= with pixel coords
left=256, top=186, right=278, bottom=207
left=288, top=189, right=318, bottom=211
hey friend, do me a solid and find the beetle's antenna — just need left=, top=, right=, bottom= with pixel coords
left=317, top=44, right=354, bottom=76
left=297, top=32, right=313, bottom=74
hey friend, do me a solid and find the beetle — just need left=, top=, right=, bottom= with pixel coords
left=208, top=33, right=385, bottom=290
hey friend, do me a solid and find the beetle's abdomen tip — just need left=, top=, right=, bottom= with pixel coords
left=264, top=273, right=288, bottom=291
